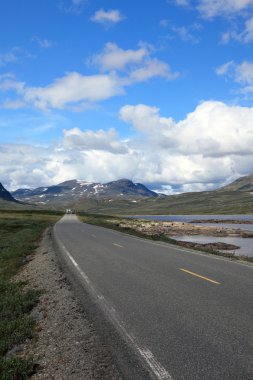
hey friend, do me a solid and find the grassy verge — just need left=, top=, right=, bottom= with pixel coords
left=0, top=210, right=62, bottom=380
left=78, top=213, right=253, bottom=263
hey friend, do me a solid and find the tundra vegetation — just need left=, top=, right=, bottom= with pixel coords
left=0, top=210, right=62, bottom=380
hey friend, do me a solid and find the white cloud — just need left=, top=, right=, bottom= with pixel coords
left=171, top=24, right=201, bottom=43
left=63, top=127, right=128, bottom=153
left=172, top=0, right=253, bottom=15
left=0, top=74, right=25, bottom=93
left=119, top=104, right=175, bottom=135
left=90, top=43, right=149, bottom=72
left=3, top=100, right=253, bottom=193
left=175, top=101, right=253, bottom=156
left=91, top=9, right=124, bottom=26
left=59, top=0, right=87, bottom=14
left=0, top=72, right=123, bottom=111
left=160, top=19, right=170, bottom=28
left=197, top=0, right=253, bottom=18
left=90, top=42, right=178, bottom=82
left=3, top=99, right=26, bottom=109
left=216, top=61, right=234, bottom=76
left=0, top=47, right=25, bottom=67
left=172, top=0, right=190, bottom=6
left=0, top=43, right=179, bottom=111
left=0, top=51, right=17, bottom=66
left=24, top=72, right=123, bottom=110
left=129, top=59, right=179, bottom=82
left=233, top=61, right=253, bottom=84
left=173, top=0, right=253, bottom=44
left=119, top=101, right=253, bottom=189
left=221, top=16, right=253, bottom=43
left=216, top=60, right=253, bottom=93
left=33, top=37, right=53, bottom=48
left=0, top=67, right=175, bottom=111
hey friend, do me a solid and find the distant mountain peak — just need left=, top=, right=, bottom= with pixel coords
left=11, top=178, right=158, bottom=206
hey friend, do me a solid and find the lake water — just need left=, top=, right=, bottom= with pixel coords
left=129, top=215, right=253, bottom=257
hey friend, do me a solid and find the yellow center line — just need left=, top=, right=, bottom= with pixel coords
left=180, top=268, right=221, bottom=285
left=113, top=243, right=123, bottom=248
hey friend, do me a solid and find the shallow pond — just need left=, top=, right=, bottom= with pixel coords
left=129, top=215, right=253, bottom=257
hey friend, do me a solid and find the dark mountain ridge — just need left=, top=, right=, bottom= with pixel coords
left=0, top=183, right=18, bottom=203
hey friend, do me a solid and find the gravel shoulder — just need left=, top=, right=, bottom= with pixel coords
left=15, top=227, right=122, bottom=380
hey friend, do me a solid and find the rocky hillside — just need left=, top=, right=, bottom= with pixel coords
left=12, top=179, right=158, bottom=206
left=0, top=183, right=18, bottom=202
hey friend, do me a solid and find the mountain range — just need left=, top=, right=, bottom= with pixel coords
left=11, top=179, right=158, bottom=206
left=1, top=173, right=253, bottom=214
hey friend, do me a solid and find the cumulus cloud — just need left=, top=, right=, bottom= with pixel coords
left=0, top=44, right=178, bottom=111
left=0, top=72, right=123, bottom=111
left=63, top=127, right=128, bottom=153
left=232, top=61, right=253, bottom=85
left=173, top=0, right=253, bottom=16
left=2, top=101, right=253, bottom=193
left=0, top=66, right=174, bottom=111
left=129, top=59, right=179, bottom=82
left=216, top=60, right=253, bottom=93
left=216, top=61, right=234, bottom=76
left=173, top=0, right=253, bottom=45
left=0, top=73, right=25, bottom=93
left=90, top=43, right=149, bottom=72
left=120, top=101, right=253, bottom=157
left=221, top=16, right=253, bottom=43
left=197, top=0, right=253, bottom=18
left=172, top=24, right=202, bottom=43
left=90, top=42, right=179, bottom=83
left=159, top=19, right=202, bottom=44
left=90, top=9, right=124, bottom=26
left=23, top=72, right=124, bottom=110
left=119, top=104, right=175, bottom=135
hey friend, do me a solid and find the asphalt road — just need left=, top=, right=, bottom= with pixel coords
left=54, top=214, right=253, bottom=380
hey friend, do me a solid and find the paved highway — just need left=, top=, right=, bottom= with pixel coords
left=54, top=214, right=253, bottom=380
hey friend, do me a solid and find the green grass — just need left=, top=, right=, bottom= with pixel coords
left=72, top=190, right=253, bottom=215
left=78, top=212, right=253, bottom=263
left=0, top=210, right=62, bottom=379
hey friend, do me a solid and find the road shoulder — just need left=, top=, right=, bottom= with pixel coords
left=15, top=227, right=122, bottom=380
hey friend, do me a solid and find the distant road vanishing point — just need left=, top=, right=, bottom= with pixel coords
left=54, top=214, right=253, bottom=380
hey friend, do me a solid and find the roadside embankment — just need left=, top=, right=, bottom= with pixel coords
left=0, top=211, right=60, bottom=379
left=14, top=226, right=122, bottom=380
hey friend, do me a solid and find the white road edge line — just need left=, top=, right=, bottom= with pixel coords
left=55, top=232, right=173, bottom=380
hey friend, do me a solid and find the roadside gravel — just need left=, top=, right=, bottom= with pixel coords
left=15, top=227, right=122, bottom=380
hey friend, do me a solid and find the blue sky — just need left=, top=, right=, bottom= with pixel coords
left=1, top=0, right=253, bottom=192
